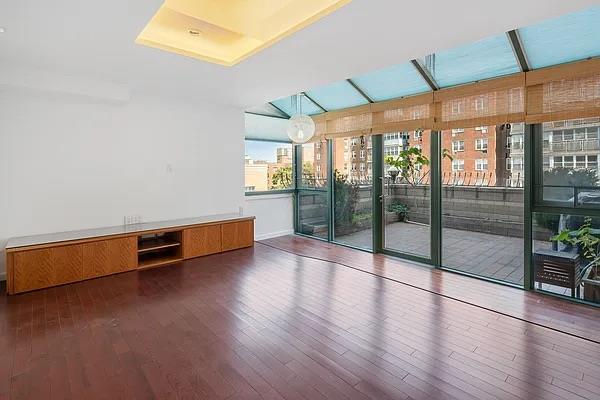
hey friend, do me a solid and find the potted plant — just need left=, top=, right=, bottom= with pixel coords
left=552, top=217, right=600, bottom=303
left=386, top=200, right=409, bottom=223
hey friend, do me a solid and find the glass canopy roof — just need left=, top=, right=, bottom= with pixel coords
left=351, top=62, right=431, bottom=102
left=519, top=6, right=600, bottom=69
left=305, top=80, right=369, bottom=110
left=247, top=5, right=600, bottom=137
left=271, top=95, right=323, bottom=116
left=421, top=34, right=521, bottom=88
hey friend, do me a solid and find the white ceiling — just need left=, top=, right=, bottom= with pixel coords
left=0, top=0, right=596, bottom=109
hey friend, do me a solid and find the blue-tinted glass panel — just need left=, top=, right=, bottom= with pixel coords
left=424, top=34, right=520, bottom=88
left=244, top=113, right=290, bottom=142
left=352, top=63, right=431, bottom=101
left=519, top=6, right=600, bottom=69
left=246, top=103, right=289, bottom=118
left=271, top=96, right=323, bottom=116
left=306, top=81, right=369, bottom=111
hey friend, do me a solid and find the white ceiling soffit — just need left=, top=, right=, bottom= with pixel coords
left=0, top=0, right=597, bottom=108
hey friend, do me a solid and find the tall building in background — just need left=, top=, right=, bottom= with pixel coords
left=541, top=117, right=600, bottom=175
left=244, top=146, right=293, bottom=191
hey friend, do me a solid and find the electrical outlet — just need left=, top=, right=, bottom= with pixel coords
left=124, top=215, right=143, bottom=226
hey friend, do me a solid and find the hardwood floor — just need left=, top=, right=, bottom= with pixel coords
left=262, top=235, right=600, bottom=343
left=1, top=238, right=600, bottom=399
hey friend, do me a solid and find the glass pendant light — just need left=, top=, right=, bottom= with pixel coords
left=287, top=93, right=315, bottom=143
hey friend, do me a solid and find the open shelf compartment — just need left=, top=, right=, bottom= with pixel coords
left=137, top=230, right=183, bottom=269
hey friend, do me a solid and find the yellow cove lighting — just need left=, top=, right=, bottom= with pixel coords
left=136, top=0, right=351, bottom=66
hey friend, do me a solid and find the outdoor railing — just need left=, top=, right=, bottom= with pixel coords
left=542, top=139, right=600, bottom=153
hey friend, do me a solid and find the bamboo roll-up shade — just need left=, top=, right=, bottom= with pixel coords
left=326, top=112, right=372, bottom=137
left=309, top=104, right=374, bottom=139
left=371, top=93, right=434, bottom=133
left=433, top=74, right=526, bottom=130
left=311, top=116, right=327, bottom=142
left=525, top=59, right=600, bottom=123
left=305, top=59, right=600, bottom=136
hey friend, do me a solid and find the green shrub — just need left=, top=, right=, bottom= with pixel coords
left=386, top=200, right=409, bottom=221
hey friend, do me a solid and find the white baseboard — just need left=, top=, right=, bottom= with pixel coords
left=255, top=229, right=294, bottom=241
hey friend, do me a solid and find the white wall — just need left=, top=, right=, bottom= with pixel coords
left=0, top=85, right=245, bottom=277
left=245, top=193, right=294, bottom=240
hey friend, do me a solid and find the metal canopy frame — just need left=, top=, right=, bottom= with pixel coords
left=410, top=59, right=440, bottom=91
left=268, top=102, right=291, bottom=118
left=346, top=78, right=374, bottom=103
left=301, top=92, right=328, bottom=113
left=507, top=29, right=531, bottom=72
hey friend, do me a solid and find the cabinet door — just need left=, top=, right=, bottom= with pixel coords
left=13, top=248, right=54, bottom=293
left=53, top=244, right=84, bottom=285
left=107, top=237, right=137, bottom=273
left=83, top=237, right=137, bottom=279
left=221, top=220, right=254, bottom=252
left=82, top=240, right=109, bottom=279
left=12, top=244, right=84, bottom=293
left=183, top=225, right=222, bottom=259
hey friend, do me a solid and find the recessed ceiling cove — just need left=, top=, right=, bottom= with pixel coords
left=136, top=0, right=351, bottom=66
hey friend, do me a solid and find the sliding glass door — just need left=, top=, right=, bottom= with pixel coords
left=296, top=142, right=329, bottom=239
left=329, top=135, right=374, bottom=250
left=440, top=123, right=526, bottom=285
left=382, top=131, right=432, bottom=260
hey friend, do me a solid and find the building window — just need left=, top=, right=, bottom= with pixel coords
left=506, top=158, right=512, bottom=170
left=451, top=128, right=465, bottom=135
left=511, top=135, right=524, bottom=150
left=351, top=164, right=357, bottom=171
left=316, top=164, right=321, bottom=172
left=315, top=141, right=321, bottom=149
left=414, top=130, right=423, bottom=140
left=474, top=96, right=486, bottom=111
left=563, top=155, right=574, bottom=168
left=512, top=156, right=524, bottom=171
left=351, top=150, right=357, bottom=159
left=452, top=159, right=465, bottom=171
left=475, top=159, right=488, bottom=171
left=351, top=138, right=358, bottom=146
left=451, top=102, right=462, bottom=115
left=452, top=140, right=465, bottom=152
left=475, top=138, right=488, bottom=151
left=360, top=149, right=366, bottom=159
left=475, top=126, right=488, bottom=133
left=316, top=153, right=321, bottom=161
left=245, top=140, right=293, bottom=193
left=360, top=163, right=366, bottom=172
left=384, top=146, right=399, bottom=156
left=553, top=156, right=563, bottom=168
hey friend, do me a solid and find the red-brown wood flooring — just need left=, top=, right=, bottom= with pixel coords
left=1, top=237, right=599, bottom=399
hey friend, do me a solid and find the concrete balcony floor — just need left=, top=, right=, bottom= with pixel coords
left=336, top=221, right=573, bottom=296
